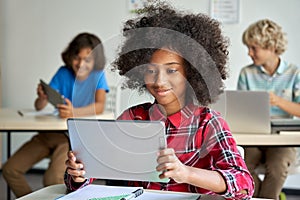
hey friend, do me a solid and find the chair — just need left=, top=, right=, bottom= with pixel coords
left=237, top=145, right=245, bottom=159
left=254, top=148, right=300, bottom=200
left=104, top=86, right=118, bottom=115
left=254, top=149, right=300, bottom=176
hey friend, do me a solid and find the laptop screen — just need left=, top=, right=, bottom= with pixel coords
left=210, top=90, right=271, bottom=134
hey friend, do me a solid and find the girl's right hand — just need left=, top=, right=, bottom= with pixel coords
left=36, top=84, right=47, bottom=100
left=65, top=151, right=86, bottom=183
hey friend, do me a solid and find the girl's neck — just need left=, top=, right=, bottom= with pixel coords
left=76, top=74, right=89, bottom=81
left=158, top=101, right=186, bottom=116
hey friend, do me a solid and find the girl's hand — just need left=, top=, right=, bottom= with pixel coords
left=36, top=84, right=47, bottom=100
left=57, top=98, right=73, bottom=118
left=65, top=151, right=86, bottom=183
left=156, top=148, right=189, bottom=183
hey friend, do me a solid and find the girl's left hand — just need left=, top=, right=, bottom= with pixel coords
left=66, top=151, right=86, bottom=183
left=57, top=98, right=73, bottom=118
left=156, top=148, right=188, bottom=183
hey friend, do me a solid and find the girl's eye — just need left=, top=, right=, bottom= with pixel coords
left=167, top=69, right=177, bottom=73
left=85, top=58, right=92, bottom=63
left=146, top=68, right=157, bottom=74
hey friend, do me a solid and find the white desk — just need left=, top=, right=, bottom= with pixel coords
left=233, top=132, right=300, bottom=146
left=16, top=184, right=272, bottom=200
left=0, top=108, right=115, bottom=157
left=0, top=108, right=115, bottom=200
left=0, top=108, right=115, bottom=131
left=2, top=108, right=298, bottom=200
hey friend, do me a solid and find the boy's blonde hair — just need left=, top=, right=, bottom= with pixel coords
left=242, top=19, right=287, bottom=55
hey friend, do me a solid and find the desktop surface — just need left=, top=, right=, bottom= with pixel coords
left=16, top=184, right=272, bottom=200
left=0, top=108, right=115, bottom=131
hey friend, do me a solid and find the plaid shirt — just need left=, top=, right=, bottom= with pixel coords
left=65, top=103, right=254, bottom=199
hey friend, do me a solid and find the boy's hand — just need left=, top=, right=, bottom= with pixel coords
left=65, top=151, right=86, bottom=183
left=156, top=148, right=188, bottom=183
left=269, top=91, right=283, bottom=106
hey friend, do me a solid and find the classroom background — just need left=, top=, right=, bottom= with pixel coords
left=0, top=0, right=300, bottom=191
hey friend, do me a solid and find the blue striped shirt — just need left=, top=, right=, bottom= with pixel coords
left=237, top=60, right=300, bottom=118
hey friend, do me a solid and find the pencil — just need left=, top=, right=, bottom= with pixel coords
left=17, top=110, right=23, bottom=117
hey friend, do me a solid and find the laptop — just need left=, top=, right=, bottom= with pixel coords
left=271, top=118, right=300, bottom=133
left=67, top=119, right=169, bottom=183
left=210, top=90, right=271, bottom=134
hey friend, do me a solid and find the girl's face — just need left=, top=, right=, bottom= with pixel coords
left=144, top=49, right=187, bottom=114
left=72, top=47, right=95, bottom=80
left=247, top=43, right=277, bottom=67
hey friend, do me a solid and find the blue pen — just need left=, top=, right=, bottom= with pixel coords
left=120, top=189, right=143, bottom=200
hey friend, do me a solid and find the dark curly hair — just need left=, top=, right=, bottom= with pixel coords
left=112, top=1, right=229, bottom=105
left=62, top=32, right=106, bottom=70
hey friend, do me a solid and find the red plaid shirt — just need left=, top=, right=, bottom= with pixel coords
left=65, top=103, right=254, bottom=199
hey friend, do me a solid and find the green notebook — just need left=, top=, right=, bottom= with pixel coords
left=89, top=194, right=128, bottom=200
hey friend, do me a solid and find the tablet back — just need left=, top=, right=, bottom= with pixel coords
left=40, top=79, right=64, bottom=107
left=67, top=119, right=169, bottom=183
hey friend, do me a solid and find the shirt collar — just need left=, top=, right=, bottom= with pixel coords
left=276, top=59, right=287, bottom=74
left=258, top=58, right=286, bottom=75
left=149, top=104, right=167, bottom=122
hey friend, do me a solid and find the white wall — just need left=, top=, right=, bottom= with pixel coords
left=1, top=0, right=300, bottom=188
left=1, top=0, right=300, bottom=111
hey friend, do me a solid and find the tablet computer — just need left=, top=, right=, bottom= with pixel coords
left=40, top=79, right=64, bottom=107
left=67, top=118, right=169, bottom=183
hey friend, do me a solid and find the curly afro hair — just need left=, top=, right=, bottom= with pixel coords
left=112, top=1, right=229, bottom=106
